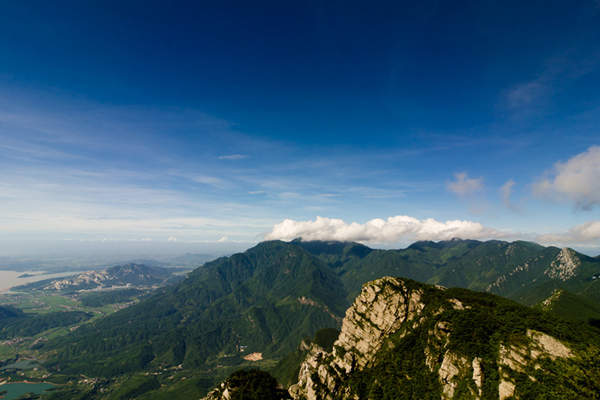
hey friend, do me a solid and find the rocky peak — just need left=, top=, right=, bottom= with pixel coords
left=545, top=248, right=580, bottom=281
left=289, top=277, right=430, bottom=399
left=334, top=277, right=425, bottom=370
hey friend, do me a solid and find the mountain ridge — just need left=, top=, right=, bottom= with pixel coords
left=293, top=239, right=600, bottom=307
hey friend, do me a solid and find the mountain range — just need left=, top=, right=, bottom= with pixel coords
left=34, top=238, right=600, bottom=399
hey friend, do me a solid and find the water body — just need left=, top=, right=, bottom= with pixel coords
left=0, top=270, right=82, bottom=292
left=0, top=382, right=54, bottom=399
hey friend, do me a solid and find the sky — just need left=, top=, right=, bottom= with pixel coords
left=1, top=0, right=599, bottom=258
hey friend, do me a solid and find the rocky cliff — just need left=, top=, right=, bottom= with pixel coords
left=289, top=277, right=600, bottom=400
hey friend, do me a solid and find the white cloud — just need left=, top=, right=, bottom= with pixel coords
left=447, top=172, right=483, bottom=196
left=265, top=215, right=504, bottom=244
left=218, top=154, right=247, bottom=160
left=537, top=220, right=600, bottom=246
left=168, top=236, right=177, bottom=242
left=217, top=236, right=229, bottom=242
left=534, top=146, right=600, bottom=210
left=500, top=179, right=518, bottom=211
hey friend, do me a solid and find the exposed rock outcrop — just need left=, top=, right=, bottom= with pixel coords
left=545, top=248, right=580, bottom=281
left=289, top=277, right=582, bottom=400
left=540, top=288, right=564, bottom=309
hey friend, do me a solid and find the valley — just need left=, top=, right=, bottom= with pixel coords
left=0, top=264, right=193, bottom=398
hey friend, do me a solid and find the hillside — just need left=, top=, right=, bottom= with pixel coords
left=42, top=242, right=347, bottom=385
left=0, top=304, right=91, bottom=340
left=0, top=305, right=25, bottom=320
left=537, top=289, right=600, bottom=322
left=289, top=277, right=600, bottom=399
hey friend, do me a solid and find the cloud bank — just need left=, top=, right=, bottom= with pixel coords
left=265, top=216, right=504, bottom=244
left=534, top=146, right=600, bottom=210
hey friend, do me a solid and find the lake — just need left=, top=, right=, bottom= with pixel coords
left=0, top=382, right=54, bottom=399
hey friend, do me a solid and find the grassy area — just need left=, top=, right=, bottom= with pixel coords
left=0, top=292, right=79, bottom=314
left=0, top=343, right=17, bottom=359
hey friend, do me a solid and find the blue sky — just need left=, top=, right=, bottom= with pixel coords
left=1, top=0, right=599, bottom=256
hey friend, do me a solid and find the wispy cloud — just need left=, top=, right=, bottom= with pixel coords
left=505, top=80, right=548, bottom=110
left=503, top=49, right=600, bottom=115
left=447, top=172, right=483, bottom=196
left=500, top=179, right=520, bottom=212
left=192, top=175, right=226, bottom=187
left=218, top=154, right=247, bottom=160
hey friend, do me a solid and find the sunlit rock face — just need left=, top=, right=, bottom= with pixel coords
left=544, top=248, right=581, bottom=281
left=289, top=277, right=582, bottom=400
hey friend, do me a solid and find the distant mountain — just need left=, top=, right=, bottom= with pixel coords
left=294, top=239, right=600, bottom=307
left=288, top=277, right=600, bottom=399
left=13, top=263, right=177, bottom=292
left=39, top=239, right=600, bottom=398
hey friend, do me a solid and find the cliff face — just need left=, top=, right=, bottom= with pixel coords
left=289, top=277, right=600, bottom=400
left=289, top=277, right=425, bottom=400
